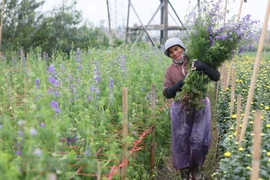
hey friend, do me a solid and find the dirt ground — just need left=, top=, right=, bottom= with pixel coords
left=155, top=84, right=220, bottom=180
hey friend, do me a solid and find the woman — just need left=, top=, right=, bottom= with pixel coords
left=162, top=37, right=220, bottom=180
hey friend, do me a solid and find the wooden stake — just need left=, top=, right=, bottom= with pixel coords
left=121, top=88, right=128, bottom=180
left=223, top=0, right=228, bottom=24
left=47, top=173, right=57, bottom=180
left=150, top=84, right=156, bottom=179
left=223, top=65, right=227, bottom=90
left=225, top=61, right=232, bottom=89
left=236, top=95, right=241, bottom=142
left=97, top=161, right=101, bottom=180
left=215, top=81, right=219, bottom=101
left=237, top=0, right=244, bottom=21
left=250, top=111, right=262, bottom=180
left=239, top=0, right=270, bottom=144
left=230, top=67, right=236, bottom=117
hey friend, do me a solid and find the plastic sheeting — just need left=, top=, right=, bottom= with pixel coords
left=170, top=97, right=212, bottom=169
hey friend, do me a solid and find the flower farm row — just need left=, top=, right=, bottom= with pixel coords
left=1, top=46, right=269, bottom=179
left=215, top=55, right=270, bottom=179
left=0, top=47, right=172, bottom=180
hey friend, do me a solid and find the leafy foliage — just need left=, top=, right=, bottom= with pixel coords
left=1, top=0, right=110, bottom=56
left=176, top=0, right=259, bottom=109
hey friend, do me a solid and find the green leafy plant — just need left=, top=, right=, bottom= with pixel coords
left=176, top=0, right=259, bottom=109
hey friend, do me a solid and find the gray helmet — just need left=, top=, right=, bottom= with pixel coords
left=164, top=37, right=186, bottom=57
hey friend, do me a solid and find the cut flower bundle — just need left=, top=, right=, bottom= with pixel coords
left=175, top=0, right=260, bottom=109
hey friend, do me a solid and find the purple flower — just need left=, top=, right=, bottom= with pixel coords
left=90, top=86, right=95, bottom=91
left=55, top=108, right=60, bottom=113
left=50, top=100, right=60, bottom=113
left=34, top=148, right=42, bottom=156
left=48, top=88, right=53, bottom=93
left=48, top=76, right=59, bottom=86
left=88, top=95, right=92, bottom=101
left=48, top=76, right=55, bottom=84
left=109, top=78, right=114, bottom=91
left=76, top=48, right=82, bottom=62
left=30, top=128, right=38, bottom=136
left=40, top=122, right=45, bottom=128
left=17, top=120, right=26, bottom=126
left=54, top=91, right=60, bottom=97
left=35, top=78, right=40, bottom=89
left=19, top=131, right=24, bottom=137
left=66, top=136, right=76, bottom=145
left=95, top=88, right=100, bottom=95
left=50, top=100, right=58, bottom=109
left=47, top=64, right=56, bottom=74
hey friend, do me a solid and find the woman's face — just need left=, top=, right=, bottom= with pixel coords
left=168, top=45, right=184, bottom=61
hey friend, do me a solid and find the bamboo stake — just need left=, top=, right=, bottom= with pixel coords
left=229, top=67, right=236, bottom=117
left=121, top=88, right=128, bottom=180
left=47, top=173, right=57, bottom=180
left=222, top=65, right=227, bottom=90
left=237, top=0, right=244, bottom=22
left=97, top=161, right=101, bottom=180
left=250, top=111, right=262, bottom=180
left=150, top=84, right=156, bottom=179
left=215, top=80, right=219, bottom=101
left=225, top=61, right=232, bottom=89
left=239, top=0, right=270, bottom=144
left=235, top=95, right=241, bottom=142
left=223, top=0, right=228, bottom=24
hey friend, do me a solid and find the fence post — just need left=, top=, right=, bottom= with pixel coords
left=121, top=88, right=128, bottom=180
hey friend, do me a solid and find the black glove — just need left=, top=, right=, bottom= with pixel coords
left=193, top=60, right=220, bottom=81
left=163, top=79, right=184, bottom=99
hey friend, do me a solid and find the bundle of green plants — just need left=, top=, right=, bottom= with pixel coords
left=176, top=0, right=259, bottom=109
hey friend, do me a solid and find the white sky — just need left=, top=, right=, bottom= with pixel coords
left=42, top=0, right=268, bottom=28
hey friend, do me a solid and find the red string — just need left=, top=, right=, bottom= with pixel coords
left=107, top=125, right=154, bottom=179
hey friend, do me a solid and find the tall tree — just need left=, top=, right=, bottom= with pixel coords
left=0, top=0, right=110, bottom=56
left=1, top=0, right=45, bottom=51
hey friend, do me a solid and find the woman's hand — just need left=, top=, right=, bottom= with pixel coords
left=191, top=59, right=220, bottom=81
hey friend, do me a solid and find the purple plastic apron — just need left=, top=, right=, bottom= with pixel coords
left=170, top=97, right=211, bottom=169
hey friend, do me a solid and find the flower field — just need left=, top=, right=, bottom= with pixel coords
left=1, top=45, right=270, bottom=180
left=215, top=54, right=270, bottom=179
left=0, top=47, right=173, bottom=179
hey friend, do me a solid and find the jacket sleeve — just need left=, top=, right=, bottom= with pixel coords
left=163, top=79, right=185, bottom=99
left=194, top=60, right=220, bottom=81
left=163, top=67, right=185, bottom=99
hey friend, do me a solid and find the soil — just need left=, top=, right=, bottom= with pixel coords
left=155, top=83, right=220, bottom=180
